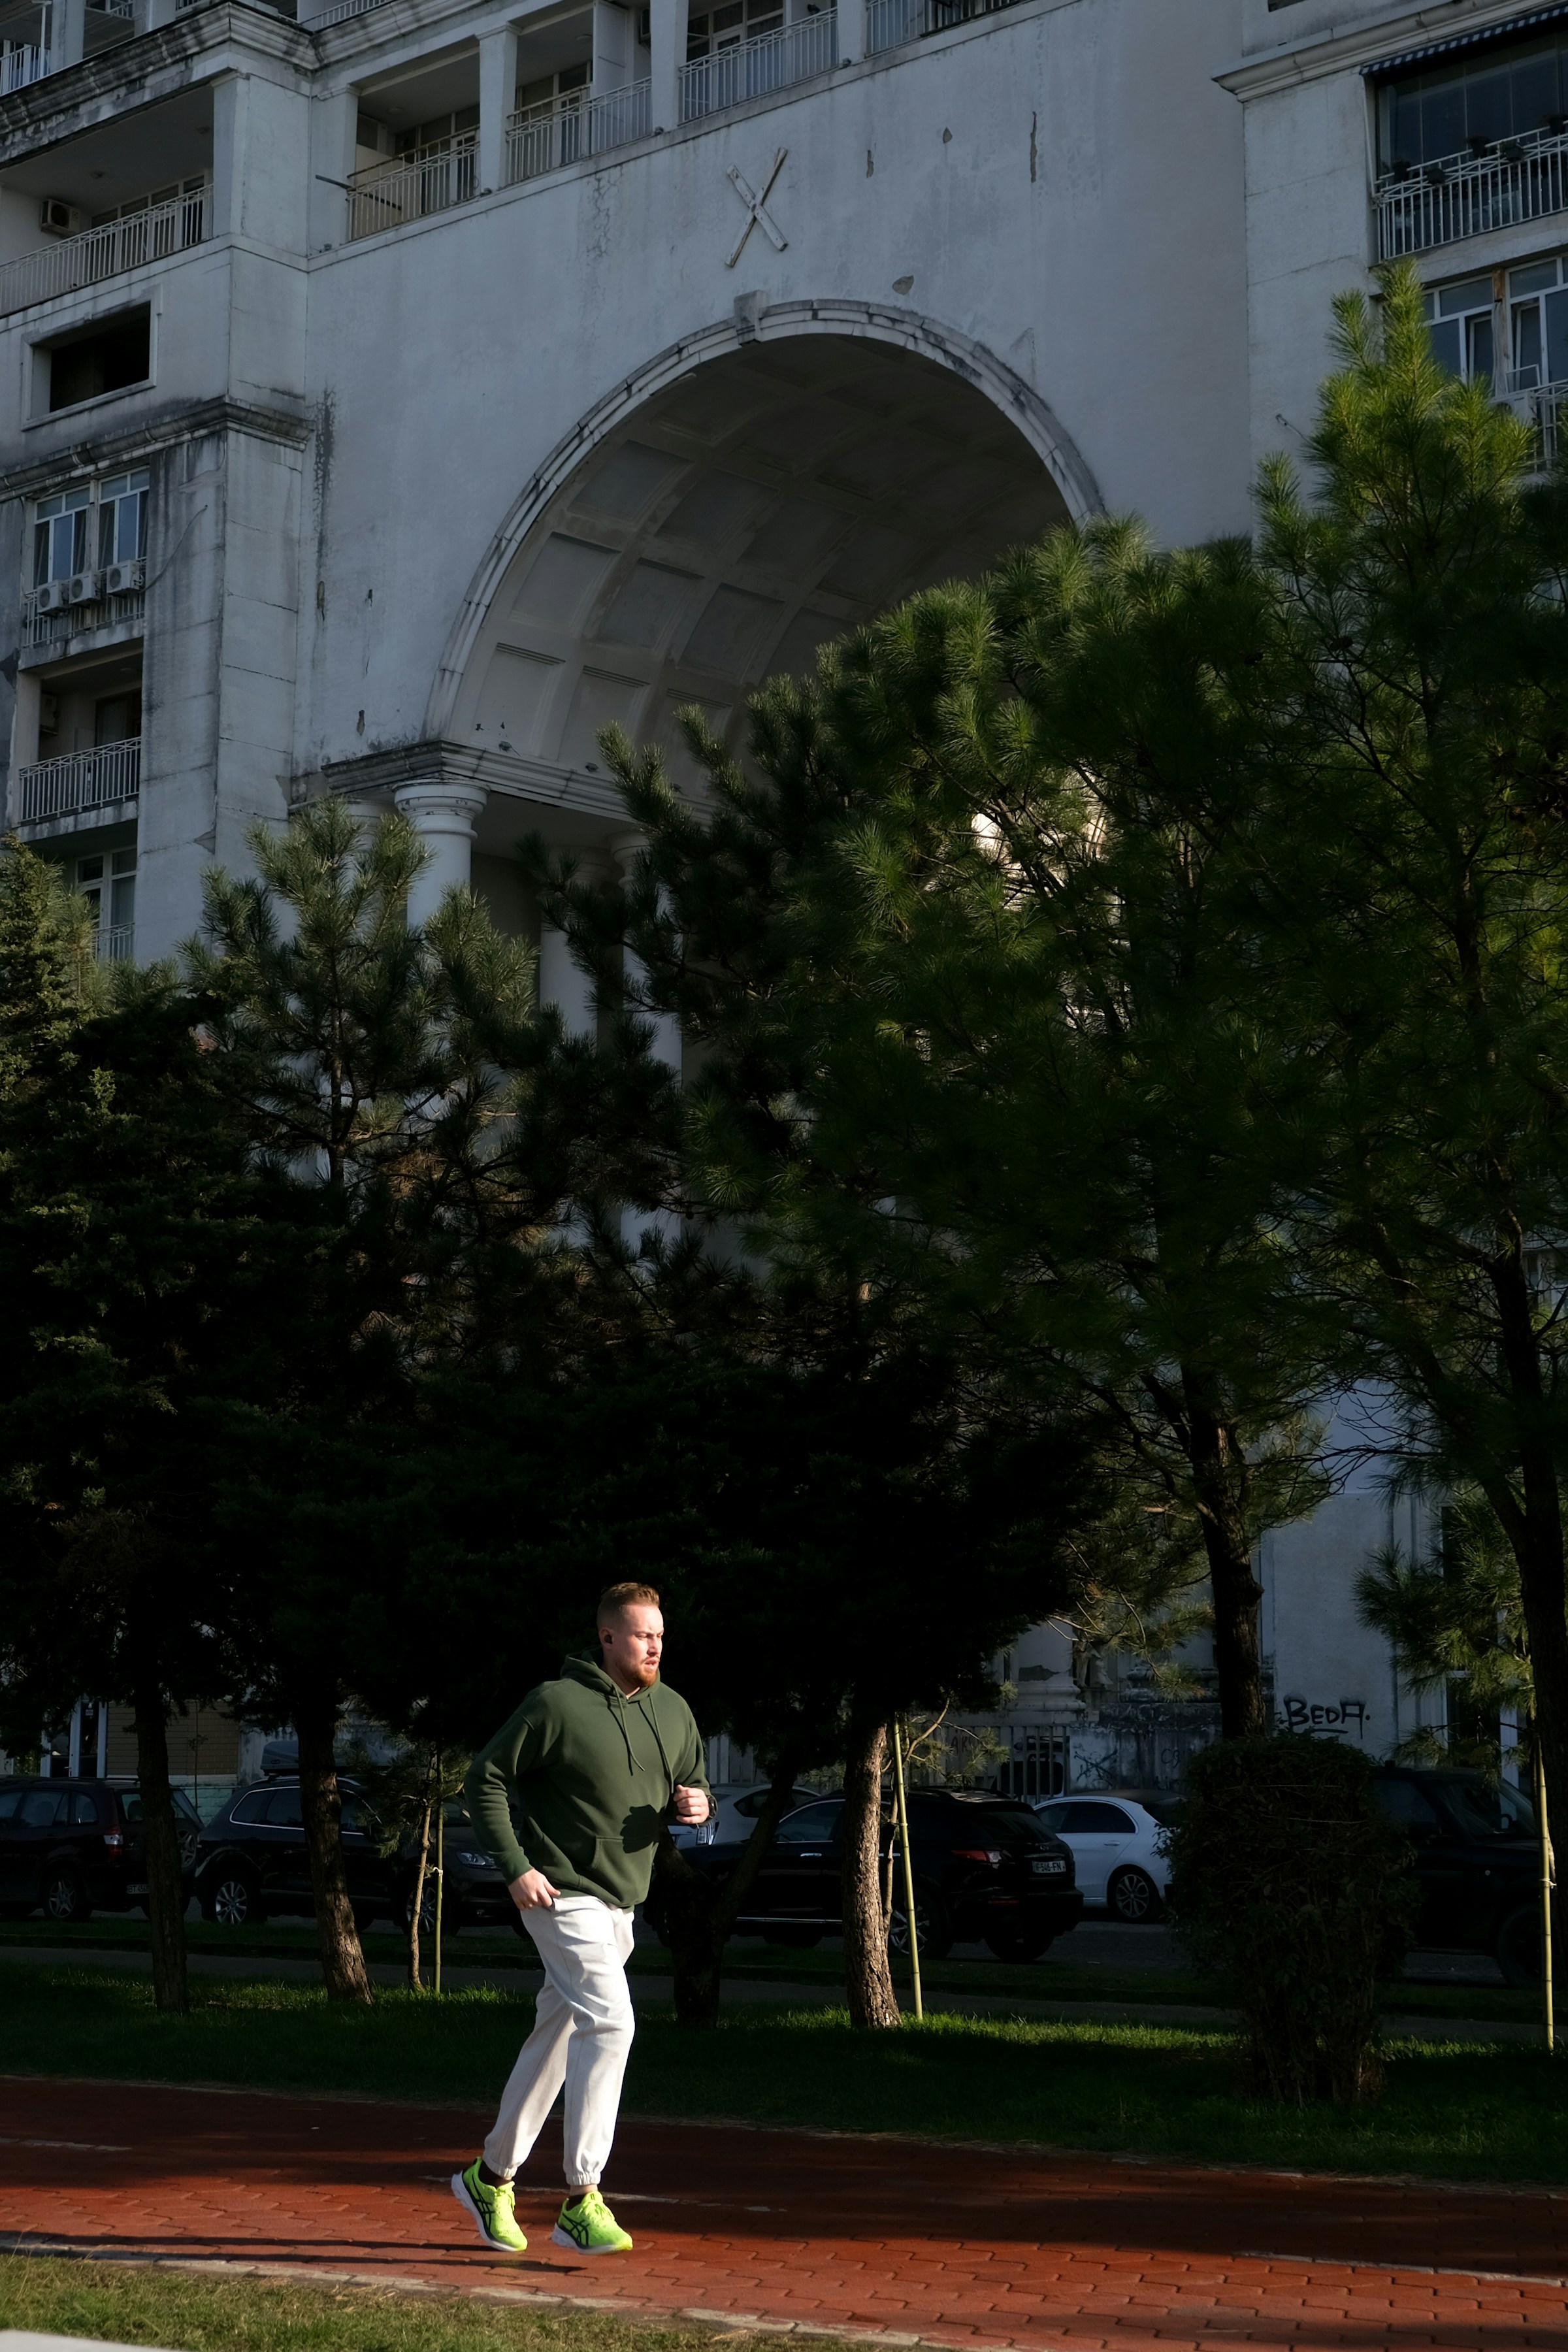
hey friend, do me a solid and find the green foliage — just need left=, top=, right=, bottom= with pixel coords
left=1358, top=1492, right=1532, bottom=1772
left=1167, top=1735, right=1417, bottom=2107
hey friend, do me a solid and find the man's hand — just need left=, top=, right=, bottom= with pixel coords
left=672, top=1785, right=710, bottom=1825
left=510, top=1867, right=560, bottom=1910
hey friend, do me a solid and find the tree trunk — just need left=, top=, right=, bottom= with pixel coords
left=1182, top=1377, right=1267, bottom=1739
left=296, top=1703, right=372, bottom=2003
left=130, top=1675, right=189, bottom=2016
left=1486, top=1481, right=1568, bottom=1964
left=408, top=1792, right=431, bottom=1993
left=840, top=1721, right=900, bottom=2029
left=651, top=1754, right=807, bottom=2027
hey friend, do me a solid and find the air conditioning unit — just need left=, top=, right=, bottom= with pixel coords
left=33, top=578, right=71, bottom=615
left=102, top=556, right=143, bottom=595
left=67, top=568, right=102, bottom=604
left=39, top=198, right=82, bottom=236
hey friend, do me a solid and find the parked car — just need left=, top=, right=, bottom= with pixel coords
left=1028, top=1794, right=1172, bottom=1922
left=647, top=1787, right=1083, bottom=1961
left=669, top=1782, right=823, bottom=1850
left=1372, top=1764, right=1542, bottom=1986
left=193, top=1781, right=518, bottom=1935
left=0, top=1776, right=201, bottom=1924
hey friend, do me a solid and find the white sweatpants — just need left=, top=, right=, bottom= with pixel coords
left=483, top=1895, right=636, bottom=2188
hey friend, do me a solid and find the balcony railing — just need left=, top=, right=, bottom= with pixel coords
left=505, top=80, right=651, bottom=183
left=23, top=577, right=146, bottom=651
left=679, top=8, right=837, bottom=121
left=0, top=187, right=206, bottom=320
left=346, top=131, right=478, bottom=241
left=1375, top=127, right=1568, bottom=260
left=17, top=737, right=140, bottom=823
left=97, top=921, right=133, bottom=962
left=864, top=0, right=1017, bottom=52
left=0, top=41, right=50, bottom=91
left=310, top=0, right=393, bottom=25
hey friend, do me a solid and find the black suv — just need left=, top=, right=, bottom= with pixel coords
left=1373, top=1765, right=1541, bottom=1984
left=0, top=1776, right=201, bottom=1923
left=193, top=1780, right=518, bottom=1935
left=647, top=1787, right=1083, bottom=1961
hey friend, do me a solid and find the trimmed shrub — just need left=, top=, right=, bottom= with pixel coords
left=1166, top=1735, right=1416, bottom=2106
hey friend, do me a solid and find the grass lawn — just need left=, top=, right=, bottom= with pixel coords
left=1, top=1959, right=1562, bottom=2184
left=0, top=2254, right=826, bottom=2352
left=0, top=1916, right=1538, bottom=2026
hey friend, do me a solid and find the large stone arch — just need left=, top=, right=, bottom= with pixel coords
left=425, top=302, right=1098, bottom=777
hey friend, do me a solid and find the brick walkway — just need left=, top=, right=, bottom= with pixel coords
left=1, top=2076, right=1565, bottom=2351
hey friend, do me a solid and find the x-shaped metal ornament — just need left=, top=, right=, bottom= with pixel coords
left=725, top=148, right=789, bottom=268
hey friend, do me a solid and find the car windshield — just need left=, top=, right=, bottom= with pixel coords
left=1437, top=1777, right=1537, bottom=1839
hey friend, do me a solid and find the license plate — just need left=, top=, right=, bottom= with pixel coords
left=1032, top=1857, right=1066, bottom=1876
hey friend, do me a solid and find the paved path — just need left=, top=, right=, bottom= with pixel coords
left=0, top=1947, right=1535, bottom=2044
left=1, top=2076, right=1565, bottom=2351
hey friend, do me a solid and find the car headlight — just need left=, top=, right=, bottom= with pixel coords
left=453, top=1850, right=495, bottom=1869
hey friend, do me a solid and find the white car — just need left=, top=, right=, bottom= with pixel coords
left=669, top=1782, right=822, bottom=1850
left=1028, top=1793, right=1171, bottom=1922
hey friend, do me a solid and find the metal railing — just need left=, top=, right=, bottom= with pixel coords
left=310, top=0, right=393, bottom=28
left=16, top=737, right=140, bottom=823
left=23, top=581, right=146, bottom=650
left=679, top=8, right=836, bottom=121
left=0, top=186, right=206, bottom=320
left=1375, top=126, right=1568, bottom=259
left=346, top=131, right=478, bottom=240
left=505, top=79, right=651, bottom=182
left=0, top=41, right=51, bottom=91
left=97, top=921, right=133, bottom=962
left=864, top=0, right=1017, bottom=50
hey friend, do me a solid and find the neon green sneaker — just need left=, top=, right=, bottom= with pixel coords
left=551, top=2185, right=633, bottom=2253
left=451, top=2158, right=528, bottom=2251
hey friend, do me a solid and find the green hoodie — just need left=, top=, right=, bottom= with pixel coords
left=465, top=1654, right=711, bottom=1911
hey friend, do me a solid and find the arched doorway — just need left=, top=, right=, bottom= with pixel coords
left=445, top=329, right=1077, bottom=796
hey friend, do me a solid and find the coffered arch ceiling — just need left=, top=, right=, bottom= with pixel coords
left=451, top=335, right=1071, bottom=794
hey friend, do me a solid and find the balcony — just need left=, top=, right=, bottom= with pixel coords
left=0, top=186, right=206, bottom=321
left=1375, top=127, right=1568, bottom=262
left=679, top=8, right=836, bottom=121
left=24, top=571, right=145, bottom=653
left=17, top=735, right=139, bottom=823
left=97, top=919, right=133, bottom=961
left=864, top=0, right=1019, bottom=52
left=0, top=39, right=48, bottom=89
left=505, top=80, right=650, bottom=182
left=346, top=131, right=477, bottom=240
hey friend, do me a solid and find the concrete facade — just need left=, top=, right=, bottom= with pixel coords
left=0, top=0, right=1539, bottom=1779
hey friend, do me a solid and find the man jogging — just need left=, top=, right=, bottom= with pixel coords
left=453, top=1581, right=711, bottom=2257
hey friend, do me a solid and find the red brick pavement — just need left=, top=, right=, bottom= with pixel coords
left=1, top=2076, right=1565, bottom=2352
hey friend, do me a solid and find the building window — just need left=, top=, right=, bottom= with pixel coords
left=687, top=0, right=782, bottom=60
left=1422, top=274, right=1495, bottom=385
left=1507, top=253, right=1568, bottom=390
left=90, top=176, right=206, bottom=231
left=76, top=847, right=135, bottom=962
left=1377, top=34, right=1568, bottom=177
left=31, top=468, right=148, bottom=586
left=516, top=61, right=589, bottom=110
left=37, top=306, right=151, bottom=416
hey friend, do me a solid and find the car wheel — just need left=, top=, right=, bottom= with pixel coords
left=984, top=1928, right=1056, bottom=1963
left=43, top=1869, right=91, bottom=1925
left=404, top=1884, right=439, bottom=1936
left=1108, top=1866, right=1164, bottom=1925
left=201, top=1870, right=261, bottom=1927
left=1496, top=1904, right=1543, bottom=1987
left=890, top=1895, right=952, bottom=1962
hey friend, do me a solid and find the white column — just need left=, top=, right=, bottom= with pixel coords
left=843, top=0, right=868, bottom=63
left=143, top=0, right=180, bottom=29
left=210, top=74, right=248, bottom=241
left=612, top=833, right=681, bottom=1075
left=395, top=781, right=487, bottom=928
left=478, top=26, right=518, bottom=194
left=95, top=1703, right=109, bottom=1776
left=539, top=924, right=596, bottom=1040
left=67, top=1699, right=84, bottom=1776
left=648, top=0, right=685, bottom=132
left=54, top=0, right=86, bottom=68
left=593, top=0, right=631, bottom=91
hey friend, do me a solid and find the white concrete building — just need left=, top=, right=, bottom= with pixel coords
left=0, top=0, right=1543, bottom=1779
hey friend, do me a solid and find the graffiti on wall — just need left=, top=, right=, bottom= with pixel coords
left=1280, top=1696, right=1368, bottom=1740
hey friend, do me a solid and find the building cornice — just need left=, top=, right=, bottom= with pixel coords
left=1217, top=0, right=1544, bottom=97
left=303, top=739, right=630, bottom=822
left=0, top=1, right=313, bottom=165
left=0, top=394, right=310, bottom=499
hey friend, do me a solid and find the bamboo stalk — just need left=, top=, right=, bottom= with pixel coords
left=1536, top=1740, right=1554, bottom=2054
left=891, top=1719, right=922, bottom=2022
